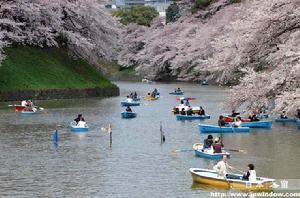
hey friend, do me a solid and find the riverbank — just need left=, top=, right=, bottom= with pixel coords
left=0, top=47, right=119, bottom=101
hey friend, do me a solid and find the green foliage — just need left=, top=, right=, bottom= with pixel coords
left=0, top=47, right=116, bottom=90
left=192, top=0, right=212, bottom=13
left=228, top=0, right=241, bottom=4
left=166, top=3, right=180, bottom=24
left=112, top=6, right=159, bottom=27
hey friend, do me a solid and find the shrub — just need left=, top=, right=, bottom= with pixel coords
left=166, top=3, right=180, bottom=24
left=112, top=6, right=159, bottom=27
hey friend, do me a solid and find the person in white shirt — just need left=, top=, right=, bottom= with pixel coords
left=77, top=117, right=86, bottom=128
left=21, top=100, right=27, bottom=107
left=242, top=164, right=257, bottom=182
left=126, top=96, right=133, bottom=103
left=233, top=116, right=242, bottom=127
left=213, top=154, right=232, bottom=178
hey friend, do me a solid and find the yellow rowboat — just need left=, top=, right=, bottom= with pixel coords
left=144, top=96, right=159, bottom=101
left=189, top=168, right=275, bottom=191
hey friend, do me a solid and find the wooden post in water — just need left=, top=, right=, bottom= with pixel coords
left=109, top=123, right=112, bottom=147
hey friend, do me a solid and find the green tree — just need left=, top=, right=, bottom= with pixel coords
left=192, top=0, right=212, bottom=13
left=166, top=3, right=180, bottom=24
left=112, top=6, right=159, bottom=27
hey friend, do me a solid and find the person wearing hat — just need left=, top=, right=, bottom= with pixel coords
left=213, top=137, right=224, bottom=153
left=203, top=135, right=214, bottom=149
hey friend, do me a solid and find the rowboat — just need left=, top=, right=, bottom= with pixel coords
left=121, top=101, right=140, bottom=107
left=121, top=112, right=137, bottom=119
left=144, top=96, right=159, bottom=101
left=275, top=118, right=296, bottom=123
left=198, top=124, right=250, bottom=133
left=297, top=120, right=300, bottom=127
left=189, top=168, right=275, bottom=191
left=176, top=114, right=210, bottom=121
left=15, top=105, right=26, bottom=111
left=70, top=121, right=89, bottom=132
left=201, top=81, right=208, bottom=85
left=21, top=107, right=37, bottom=115
left=224, top=116, right=251, bottom=123
left=256, top=114, right=269, bottom=119
left=193, top=143, right=230, bottom=160
left=237, top=121, right=272, bottom=128
left=169, top=91, right=184, bottom=95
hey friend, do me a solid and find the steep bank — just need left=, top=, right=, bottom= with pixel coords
left=117, top=0, right=300, bottom=112
left=0, top=47, right=119, bottom=101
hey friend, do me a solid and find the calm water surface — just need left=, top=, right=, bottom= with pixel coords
left=0, top=81, right=299, bottom=197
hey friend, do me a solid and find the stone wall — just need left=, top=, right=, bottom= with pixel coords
left=0, top=87, right=120, bottom=101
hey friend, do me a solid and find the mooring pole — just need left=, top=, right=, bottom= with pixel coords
left=109, top=123, right=112, bottom=147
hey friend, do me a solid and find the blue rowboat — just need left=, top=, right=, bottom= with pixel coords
left=176, top=115, right=210, bottom=121
left=21, top=110, right=36, bottom=115
left=256, top=113, right=269, bottom=119
left=193, top=143, right=230, bottom=160
left=71, top=127, right=89, bottom=132
left=275, top=118, right=296, bottom=123
left=169, top=91, right=184, bottom=95
left=198, top=124, right=250, bottom=133
left=121, top=112, right=137, bottom=119
left=240, top=121, right=272, bottom=128
left=297, top=120, right=300, bottom=128
left=121, top=101, right=140, bottom=107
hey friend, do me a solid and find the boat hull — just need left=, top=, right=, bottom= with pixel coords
left=198, top=124, right=250, bottom=133
left=121, top=102, right=140, bottom=107
left=71, top=127, right=89, bottom=132
left=176, top=115, right=210, bottom=121
left=297, top=120, right=300, bottom=127
left=121, top=112, right=137, bottom=119
left=190, top=168, right=274, bottom=191
left=15, top=105, right=26, bottom=111
left=144, top=96, right=159, bottom=101
left=193, top=143, right=230, bottom=160
left=275, top=118, right=296, bottom=123
left=240, top=121, right=272, bottom=128
left=21, top=111, right=36, bottom=115
left=169, top=92, right=184, bottom=95
left=256, top=114, right=269, bottom=119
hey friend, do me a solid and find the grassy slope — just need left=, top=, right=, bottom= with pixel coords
left=0, top=47, right=116, bottom=91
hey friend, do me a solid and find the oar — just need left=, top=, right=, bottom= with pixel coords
left=7, top=104, right=15, bottom=107
left=224, top=148, right=247, bottom=154
left=171, top=148, right=194, bottom=153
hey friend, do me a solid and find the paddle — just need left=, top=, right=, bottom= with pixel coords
left=224, top=148, right=247, bottom=154
left=7, top=104, right=15, bottom=107
left=171, top=148, right=194, bottom=153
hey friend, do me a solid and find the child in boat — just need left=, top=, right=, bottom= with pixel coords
left=242, top=164, right=257, bottom=182
left=77, top=117, right=86, bottom=127
left=233, top=116, right=242, bottom=127
left=218, top=115, right=226, bottom=126
left=280, top=111, right=288, bottom=119
left=213, top=137, right=224, bottom=153
left=187, top=106, right=193, bottom=115
left=198, top=106, right=205, bottom=115
left=203, top=135, right=213, bottom=149
left=74, top=114, right=84, bottom=124
left=126, top=106, right=132, bottom=112
left=213, top=154, right=232, bottom=178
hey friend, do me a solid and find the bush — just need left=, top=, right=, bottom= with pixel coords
left=166, top=3, right=180, bottom=24
left=192, top=0, right=212, bottom=13
left=112, top=6, right=159, bottom=27
left=228, top=0, right=241, bottom=4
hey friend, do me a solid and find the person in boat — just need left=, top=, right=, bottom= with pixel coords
left=180, top=108, right=186, bottom=115
left=233, top=116, right=242, bottom=127
left=126, top=106, right=132, bottom=112
left=213, top=154, right=232, bottom=178
left=203, top=135, right=213, bottom=149
left=173, top=107, right=179, bottom=114
left=126, top=96, right=133, bottom=103
left=218, top=115, right=226, bottom=127
left=77, top=117, right=86, bottom=127
left=176, top=88, right=181, bottom=92
left=74, top=114, right=84, bottom=124
left=186, top=106, right=193, bottom=116
left=213, top=137, right=224, bottom=153
left=231, top=110, right=240, bottom=117
left=242, top=164, right=256, bottom=182
left=133, top=92, right=137, bottom=99
left=280, top=111, right=288, bottom=119
left=248, top=113, right=260, bottom=122
left=21, top=100, right=27, bottom=107
left=184, top=99, right=190, bottom=106
left=296, top=109, right=300, bottom=118
left=198, top=106, right=205, bottom=115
